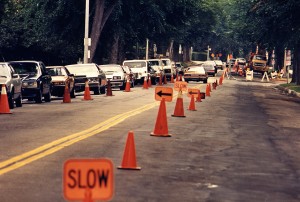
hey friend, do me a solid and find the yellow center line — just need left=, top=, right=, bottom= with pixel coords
left=0, top=84, right=202, bottom=175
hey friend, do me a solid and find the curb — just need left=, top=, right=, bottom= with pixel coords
left=275, top=85, right=300, bottom=98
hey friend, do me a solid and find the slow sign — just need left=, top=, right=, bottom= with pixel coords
left=63, top=158, right=114, bottom=201
left=174, top=81, right=188, bottom=91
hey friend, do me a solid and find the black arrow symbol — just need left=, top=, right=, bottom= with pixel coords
left=157, top=90, right=172, bottom=97
left=188, top=91, right=198, bottom=95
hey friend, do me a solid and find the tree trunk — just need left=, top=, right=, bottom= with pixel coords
left=294, top=45, right=300, bottom=85
left=109, top=32, right=119, bottom=64
left=90, top=0, right=118, bottom=62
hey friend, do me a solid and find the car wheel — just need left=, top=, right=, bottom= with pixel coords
left=120, top=82, right=126, bottom=90
left=15, top=94, right=22, bottom=107
left=44, top=90, right=51, bottom=102
left=8, top=92, right=14, bottom=109
left=70, top=87, right=76, bottom=98
left=100, top=86, right=106, bottom=94
left=94, top=87, right=100, bottom=95
left=35, top=89, right=43, bottom=103
left=204, top=79, right=208, bottom=83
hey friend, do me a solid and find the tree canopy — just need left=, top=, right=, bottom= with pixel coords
left=0, top=0, right=299, bottom=83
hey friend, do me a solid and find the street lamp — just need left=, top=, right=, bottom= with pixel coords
left=207, top=45, right=211, bottom=61
left=83, top=0, right=90, bottom=64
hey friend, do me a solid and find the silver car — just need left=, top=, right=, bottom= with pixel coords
left=0, top=62, right=22, bottom=108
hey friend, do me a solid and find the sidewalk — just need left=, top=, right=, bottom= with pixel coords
left=271, top=78, right=300, bottom=98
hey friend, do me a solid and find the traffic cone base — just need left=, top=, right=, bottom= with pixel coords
left=150, top=132, right=172, bottom=137
left=118, top=131, right=141, bottom=170
left=0, top=84, right=12, bottom=114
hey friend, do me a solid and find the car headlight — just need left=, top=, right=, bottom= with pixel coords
left=22, top=81, right=38, bottom=88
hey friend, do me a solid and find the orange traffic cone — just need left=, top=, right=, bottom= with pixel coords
left=209, top=83, right=212, bottom=92
left=106, top=80, right=114, bottom=96
left=143, top=77, right=148, bottom=89
left=158, top=74, right=163, bottom=85
left=171, top=89, right=185, bottom=117
left=170, top=75, right=174, bottom=83
left=118, top=131, right=141, bottom=170
left=164, top=75, right=167, bottom=84
left=188, top=94, right=196, bottom=111
left=124, top=78, right=131, bottom=92
left=151, top=98, right=172, bottom=137
left=0, top=84, right=12, bottom=114
left=82, top=80, right=93, bottom=101
left=147, top=76, right=152, bottom=87
left=206, top=84, right=211, bottom=97
left=212, top=82, right=216, bottom=90
left=219, top=76, right=223, bottom=85
left=62, top=82, right=71, bottom=103
left=196, top=90, right=202, bottom=102
left=179, top=75, right=182, bottom=81
left=175, top=74, right=179, bottom=81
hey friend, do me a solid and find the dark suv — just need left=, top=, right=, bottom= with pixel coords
left=9, top=61, right=52, bottom=103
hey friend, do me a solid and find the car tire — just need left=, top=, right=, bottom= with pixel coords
left=204, top=79, right=208, bottom=83
left=120, top=82, right=126, bottom=90
left=35, top=89, right=43, bottom=103
left=44, top=90, right=51, bottom=102
left=8, top=92, right=14, bottom=109
left=100, top=86, right=106, bottom=94
left=94, top=87, right=100, bottom=95
left=15, top=94, right=22, bottom=107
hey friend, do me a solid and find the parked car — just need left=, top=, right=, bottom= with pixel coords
left=99, top=64, right=134, bottom=90
left=123, top=60, right=157, bottom=85
left=161, top=58, right=176, bottom=80
left=0, top=62, right=22, bottom=108
left=65, top=63, right=107, bottom=95
left=184, top=65, right=208, bottom=83
left=213, top=60, right=223, bottom=70
left=46, top=66, right=75, bottom=98
left=9, top=61, right=52, bottom=103
left=202, top=61, right=217, bottom=76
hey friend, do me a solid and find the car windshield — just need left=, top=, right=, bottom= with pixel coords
left=47, top=67, right=67, bottom=76
left=148, top=61, right=160, bottom=66
left=66, top=65, right=98, bottom=74
left=100, top=65, right=123, bottom=73
left=162, top=60, right=171, bottom=66
left=10, top=62, right=39, bottom=75
left=0, top=64, right=10, bottom=77
left=254, top=55, right=266, bottom=60
left=123, top=61, right=146, bottom=68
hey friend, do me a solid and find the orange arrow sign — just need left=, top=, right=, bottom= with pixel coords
left=187, top=88, right=199, bottom=97
left=155, top=87, right=173, bottom=102
left=63, top=159, right=114, bottom=201
left=174, top=81, right=188, bottom=91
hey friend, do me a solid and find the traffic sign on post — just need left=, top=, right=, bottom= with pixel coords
left=174, top=81, right=188, bottom=91
left=155, top=87, right=173, bottom=102
left=187, top=88, right=199, bottom=97
left=63, top=158, right=114, bottom=201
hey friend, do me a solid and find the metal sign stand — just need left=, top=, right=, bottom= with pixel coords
left=261, top=71, right=270, bottom=82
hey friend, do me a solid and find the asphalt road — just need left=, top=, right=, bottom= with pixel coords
left=0, top=74, right=300, bottom=202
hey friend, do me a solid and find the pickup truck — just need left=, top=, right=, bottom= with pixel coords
left=249, top=54, right=268, bottom=73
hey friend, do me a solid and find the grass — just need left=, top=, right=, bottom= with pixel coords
left=280, top=83, right=300, bottom=93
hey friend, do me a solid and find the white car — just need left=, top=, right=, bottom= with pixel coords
left=65, top=63, right=107, bottom=95
left=0, top=62, right=22, bottom=108
left=99, top=64, right=134, bottom=90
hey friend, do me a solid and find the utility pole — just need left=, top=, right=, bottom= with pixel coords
left=207, top=45, right=211, bottom=61
left=146, top=38, right=149, bottom=60
left=83, top=0, right=90, bottom=64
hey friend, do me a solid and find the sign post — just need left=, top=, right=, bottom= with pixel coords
left=63, top=158, right=114, bottom=201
